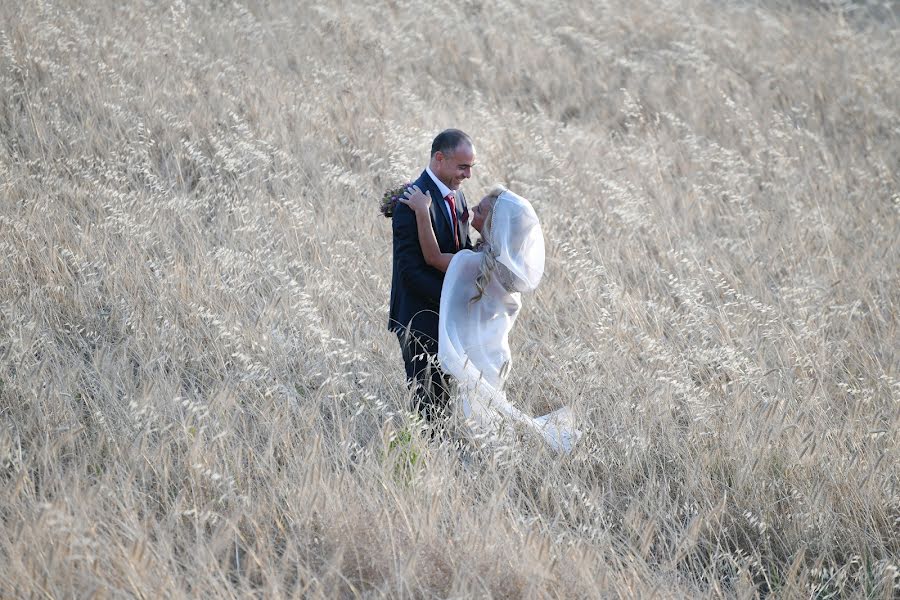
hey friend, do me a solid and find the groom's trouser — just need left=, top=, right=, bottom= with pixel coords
left=396, top=330, right=451, bottom=424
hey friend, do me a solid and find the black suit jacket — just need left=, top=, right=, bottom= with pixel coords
left=388, top=170, right=472, bottom=342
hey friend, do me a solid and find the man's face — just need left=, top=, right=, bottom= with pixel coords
left=470, top=195, right=492, bottom=234
left=433, top=143, right=475, bottom=190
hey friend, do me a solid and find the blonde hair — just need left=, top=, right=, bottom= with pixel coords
left=471, top=184, right=507, bottom=304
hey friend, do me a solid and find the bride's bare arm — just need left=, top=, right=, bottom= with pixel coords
left=399, top=186, right=453, bottom=273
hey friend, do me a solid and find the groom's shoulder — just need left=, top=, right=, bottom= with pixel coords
left=391, top=200, right=414, bottom=229
left=412, top=170, right=430, bottom=188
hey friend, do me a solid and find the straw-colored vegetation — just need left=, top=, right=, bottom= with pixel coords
left=1, top=0, right=897, bottom=597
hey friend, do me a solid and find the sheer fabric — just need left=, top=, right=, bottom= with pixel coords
left=438, top=190, right=579, bottom=453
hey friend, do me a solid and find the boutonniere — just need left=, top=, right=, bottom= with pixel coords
left=461, top=207, right=469, bottom=223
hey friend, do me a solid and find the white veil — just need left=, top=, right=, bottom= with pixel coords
left=438, top=190, right=579, bottom=453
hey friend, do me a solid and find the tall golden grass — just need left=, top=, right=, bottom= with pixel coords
left=1, top=0, right=897, bottom=597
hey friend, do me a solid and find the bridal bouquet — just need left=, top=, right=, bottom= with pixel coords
left=379, top=182, right=413, bottom=218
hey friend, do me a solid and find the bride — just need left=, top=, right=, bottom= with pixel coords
left=400, top=184, right=579, bottom=453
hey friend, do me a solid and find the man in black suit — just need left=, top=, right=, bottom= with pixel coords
left=388, top=129, right=475, bottom=423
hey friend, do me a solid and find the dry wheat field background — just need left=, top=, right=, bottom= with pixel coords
left=1, top=0, right=898, bottom=597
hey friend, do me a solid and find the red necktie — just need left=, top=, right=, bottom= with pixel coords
left=445, top=193, right=459, bottom=250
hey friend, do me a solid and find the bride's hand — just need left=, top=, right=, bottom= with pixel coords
left=399, top=185, right=432, bottom=213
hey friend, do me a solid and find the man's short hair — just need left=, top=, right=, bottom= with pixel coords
left=431, top=129, right=473, bottom=157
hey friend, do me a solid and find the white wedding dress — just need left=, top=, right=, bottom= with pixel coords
left=438, top=190, right=580, bottom=453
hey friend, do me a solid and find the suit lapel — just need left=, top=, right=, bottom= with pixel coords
left=418, top=171, right=453, bottom=251
left=417, top=170, right=470, bottom=251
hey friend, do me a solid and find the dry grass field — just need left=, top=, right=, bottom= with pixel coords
left=1, top=0, right=898, bottom=597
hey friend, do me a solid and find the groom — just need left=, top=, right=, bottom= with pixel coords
left=388, top=129, right=475, bottom=423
